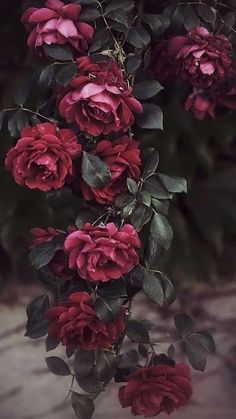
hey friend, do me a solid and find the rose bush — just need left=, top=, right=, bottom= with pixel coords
left=46, top=291, right=125, bottom=349
left=79, top=136, right=141, bottom=204
left=58, top=57, right=143, bottom=136
left=22, top=0, right=94, bottom=55
left=119, top=364, right=192, bottom=417
left=5, top=123, right=82, bottom=192
left=64, top=222, right=141, bottom=282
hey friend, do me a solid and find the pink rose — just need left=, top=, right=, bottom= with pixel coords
left=22, top=0, right=94, bottom=55
left=46, top=291, right=125, bottom=349
left=64, top=223, right=141, bottom=282
left=185, top=91, right=216, bottom=120
left=119, top=364, right=192, bottom=417
left=57, top=57, right=143, bottom=136
left=79, top=136, right=141, bottom=204
left=5, top=123, right=82, bottom=192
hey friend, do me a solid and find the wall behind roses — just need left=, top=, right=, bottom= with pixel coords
left=1, top=0, right=236, bottom=295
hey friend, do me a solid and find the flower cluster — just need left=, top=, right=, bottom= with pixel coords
left=151, top=27, right=236, bottom=120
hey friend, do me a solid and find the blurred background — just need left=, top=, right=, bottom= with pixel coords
left=0, top=1, right=236, bottom=418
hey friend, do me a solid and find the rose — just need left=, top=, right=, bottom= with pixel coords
left=64, top=223, right=141, bottom=282
left=58, top=57, right=143, bottom=136
left=79, top=136, right=141, bottom=204
left=46, top=291, right=125, bottom=349
left=119, top=363, right=192, bottom=417
left=185, top=91, right=216, bottom=120
left=5, top=123, right=82, bottom=192
left=21, top=0, right=94, bottom=55
left=151, top=27, right=233, bottom=88
left=31, top=227, right=71, bottom=279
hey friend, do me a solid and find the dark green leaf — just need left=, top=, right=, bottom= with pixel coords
left=192, top=331, right=216, bottom=354
left=123, top=199, right=136, bottom=218
left=160, top=273, right=176, bottom=304
left=127, top=26, right=151, bottom=49
left=151, top=199, right=169, bottom=215
left=175, top=314, right=194, bottom=338
left=39, top=65, right=55, bottom=88
left=75, top=209, right=99, bottom=229
left=80, top=5, right=101, bottom=21
left=115, top=192, right=134, bottom=208
left=182, top=5, right=200, bottom=30
left=140, top=191, right=152, bottom=207
left=107, top=10, right=128, bottom=25
left=74, top=350, right=95, bottom=379
left=95, top=297, right=121, bottom=323
left=133, top=80, right=163, bottom=100
left=196, top=4, right=216, bottom=24
left=25, top=295, right=50, bottom=339
left=56, top=62, right=77, bottom=86
left=89, top=28, right=113, bottom=53
left=130, top=204, right=153, bottom=231
left=127, top=178, right=138, bottom=195
left=138, top=343, right=149, bottom=358
left=13, top=80, right=30, bottom=106
left=185, top=341, right=207, bottom=371
left=46, top=356, right=71, bottom=376
left=29, top=235, right=65, bottom=270
left=136, top=104, right=163, bottom=130
left=143, top=271, right=164, bottom=306
left=158, top=174, right=187, bottom=194
left=76, top=372, right=103, bottom=393
left=167, top=344, right=175, bottom=359
left=105, top=0, right=134, bottom=14
left=125, top=54, right=142, bottom=75
left=141, top=148, right=159, bottom=179
left=46, top=335, right=59, bottom=352
left=151, top=212, right=173, bottom=250
left=144, top=176, right=172, bottom=199
left=118, top=349, right=139, bottom=369
left=141, top=14, right=170, bottom=36
left=96, top=351, right=117, bottom=380
left=71, top=392, right=95, bottom=419
left=98, top=278, right=127, bottom=299
left=126, top=320, right=149, bottom=343
left=44, top=44, right=73, bottom=61
left=82, top=151, right=111, bottom=188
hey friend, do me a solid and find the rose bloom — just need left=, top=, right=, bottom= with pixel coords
left=5, top=123, right=82, bottom=192
left=21, top=0, right=94, bottom=55
left=58, top=57, right=143, bottom=136
left=46, top=291, right=125, bottom=349
left=64, top=223, right=141, bottom=282
left=79, top=136, right=141, bottom=204
left=119, top=364, right=192, bottom=417
left=185, top=91, right=216, bottom=120
left=31, top=227, right=71, bottom=279
left=151, top=27, right=233, bottom=88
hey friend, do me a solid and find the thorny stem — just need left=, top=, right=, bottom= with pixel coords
left=3, top=106, right=59, bottom=124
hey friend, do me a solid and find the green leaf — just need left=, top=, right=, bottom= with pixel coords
left=125, top=54, right=142, bottom=75
left=151, top=199, right=169, bottom=215
left=82, top=151, right=111, bottom=188
left=96, top=351, right=117, bottom=381
left=74, top=350, right=95, bottom=379
left=89, top=28, right=113, bottom=53
left=141, top=14, right=170, bottom=36
left=185, top=341, right=207, bottom=371
left=79, top=5, right=101, bottom=21
left=127, top=26, right=151, bottom=49
left=144, top=176, right=172, bottom=199
left=115, top=192, right=134, bottom=208
left=143, top=271, right=164, bottom=306
left=151, top=212, right=173, bottom=251
left=75, top=209, right=99, bottom=229
left=133, top=80, right=163, bottom=100
left=191, top=331, right=216, bottom=354
left=196, top=4, right=216, bottom=24
left=71, top=392, right=95, bottom=419
left=29, top=235, right=65, bottom=270
left=107, top=10, right=128, bottom=25
left=167, top=344, right=175, bottom=359
left=127, top=178, right=138, bottom=195
left=46, top=335, right=59, bottom=352
left=95, top=297, right=121, bottom=323
left=46, top=356, right=71, bottom=376
left=105, top=0, right=134, bottom=14
left=25, top=295, right=50, bottom=339
left=160, top=273, right=176, bottom=304
left=138, top=343, right=149, bottom=358
left=158, top=174, right=187, bottom=194
left=123, top=199, right=136, bottom=218
left=118, top=349, right=139, bottom=369
left=12, top=80, right=30, bottom=106
left=56, top=62, right=77, bottom=87
left=175, top=314, right=194, bottom=338
left=130, top=204, right=153, bottom=232
left=98, top=278, right=127, bottom=299
left=141, top=148, right=159, bottom=179
left=126, top=320, right=149, bottom=343
left=140, top=191, right=152, bottom=207
left=39, top=65, right=55, bottom=88
left=136, top=104, right=163, bottom=130
left=44, top=44, right=73, bottom=61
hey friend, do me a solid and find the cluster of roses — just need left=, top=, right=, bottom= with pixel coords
left=4, top=1, right=193, bottom=417
left=151, top=26, right=236, bottom=120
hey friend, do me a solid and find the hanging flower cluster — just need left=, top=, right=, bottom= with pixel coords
left=1, top=1, right=216, bottom=418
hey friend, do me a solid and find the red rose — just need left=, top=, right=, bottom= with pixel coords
left=5, top=123, right=82, bottom=192
left=21, top=0, right=94, bottom=55
left=185, top=91, right=216, bottom=120
left=119, top=364, right=192, bottom=417
left=79, top=136, right=141, bottom=204
left=58, top=57, right=143, bottom=136
left=31, top=227, right=71, bottom=279
left=46, top=291, right=125, bottom=349
left=64, top=223, right=141, bottom=282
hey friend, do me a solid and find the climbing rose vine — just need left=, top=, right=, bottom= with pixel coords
left=0, top=1, right=219, bottom=418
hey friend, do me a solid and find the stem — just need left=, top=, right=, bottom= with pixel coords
left=2, top=106, right=59, bottom=124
